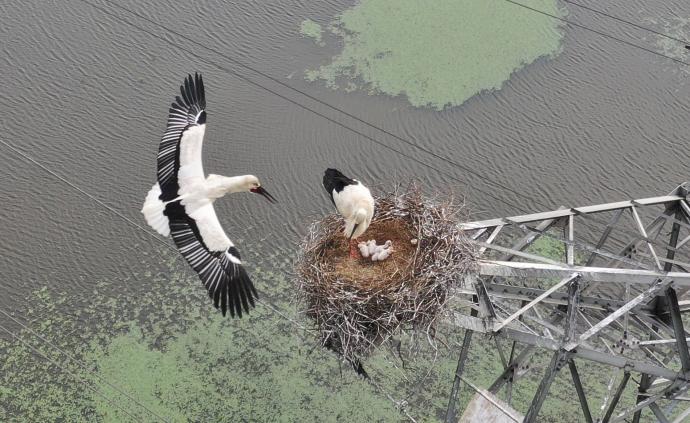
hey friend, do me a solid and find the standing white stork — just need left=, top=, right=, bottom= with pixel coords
left=141, top=73, right=276, bottom=317
left=322, top=168, right=375, bottom=258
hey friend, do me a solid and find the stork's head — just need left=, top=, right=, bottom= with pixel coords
left=243, top=175, right=277, bottom=203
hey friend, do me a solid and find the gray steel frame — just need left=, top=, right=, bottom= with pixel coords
left=446, top=183, right=690, bottom=423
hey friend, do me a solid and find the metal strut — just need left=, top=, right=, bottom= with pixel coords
left=444, top=308, right=476, bottom=423
left=452, top=183, right=690, bottom=421
left=523, top=277, right=581, bottom=422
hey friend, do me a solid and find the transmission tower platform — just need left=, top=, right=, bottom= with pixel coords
left=446, top=182, right=690, bottom=423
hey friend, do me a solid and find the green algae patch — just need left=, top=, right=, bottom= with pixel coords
left=89, top=319, right=398, bottom=422
left=305, top=0, right=565, bottom=109
left=300, top=19, right=324, bottom=46
left=0, top=252, right=667, bottom=422
left=0, top=259, right=400, bottom=422
left=650, top=16, right=690, bottom=74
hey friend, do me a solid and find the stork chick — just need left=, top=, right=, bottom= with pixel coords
left=372, top=248, right=392, bottom=262
left=366, top=239, right=378, bottom=257
left=358, top=242, right=370, bottom=258
left=371, top=241, right=393, bottom=262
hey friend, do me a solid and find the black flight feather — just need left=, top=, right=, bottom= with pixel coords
left=165, top=200, right=257, bottom=318
left=156, top=73, right=207, bottom=197
left=156, top=73, right=256, bottom=318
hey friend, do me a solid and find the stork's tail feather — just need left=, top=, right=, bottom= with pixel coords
left=142, top=183, right=171, bottom=237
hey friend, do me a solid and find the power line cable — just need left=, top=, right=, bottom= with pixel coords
left=560, top=0, right=690, bottom=46
left=0, top=323, right=144, bottom=422
left=0, top=308, right=169, bottom=422
left=79, top=0, right=558, bottom=212
left=94, top=0, right=690, bottom=207
left=0, top=140, right=168, bottom=245
left=89, top=0, right=678, bottom=255
left=0, top=138, right=309, bottom=333
left=499, top=0, right=690, bottom=67
left=83, top=0, right=688, bottom=246
left=85, top=8, right=658, bottom=252
left=1, top=139, right=419, bottom=420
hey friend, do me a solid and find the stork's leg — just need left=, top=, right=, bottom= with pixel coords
left=349, top=238, right=359, bottom=258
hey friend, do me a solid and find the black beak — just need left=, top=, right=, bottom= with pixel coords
left=349, top=223, right=359, bottom=240
left=251, top=186, right=277, bottom=204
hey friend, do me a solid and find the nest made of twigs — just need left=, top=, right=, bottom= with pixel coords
left=295, top=184, right=477, bottom=365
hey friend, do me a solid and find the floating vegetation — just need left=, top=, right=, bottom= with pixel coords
left=303, top=0, right=565, bottom=109
left=295, top=184, right=477, bottom=368
left=300, top=19, right=324, bottom=46
left=649, top=16, right=690, bottom=74
left=0, top=214, right=652, bottom=421
left=0, top=263, right=399, bottom=422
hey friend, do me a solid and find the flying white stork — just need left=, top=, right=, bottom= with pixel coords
left=141, top=73, right=276, bottom=317
left=322, top=168, right=375, bottom=258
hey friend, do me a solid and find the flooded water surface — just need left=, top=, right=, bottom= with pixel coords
left=1, top=0, right=689, bottom=421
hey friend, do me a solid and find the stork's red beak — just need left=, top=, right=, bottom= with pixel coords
left=250, top=186, right=277, bottom=203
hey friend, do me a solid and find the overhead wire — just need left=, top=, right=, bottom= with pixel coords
left=0, top=306, right=169, bottom=421
left=0, top=138, right=418, bottom=421
left=85, top=0, right=690, bottom=246
left=560, top=0, right=690, bottom=46
left=499, top=0, right=690, bottom=67
left=77, top=0, right=565, bottom=212
left=4, top=0, right=689, bottom=417
left=92, top=0, right=690, bottom=212
left=0, top=323, right=145, bottom=422
left=72, top=0, right=690, bottom=264
left=0, top=138, right=310, bottom=334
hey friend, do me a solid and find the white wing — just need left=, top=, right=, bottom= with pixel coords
left=186, top=201, right=234, bottom=253
left=176, top=124, right=208, bottom=200
left=156, top=73, right=206, bottom=202
left=153, top=74, right=257, bottom=317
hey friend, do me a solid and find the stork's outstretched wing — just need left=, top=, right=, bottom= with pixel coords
left=157, top=73, right=207, bottom=202
left=154, top=73, right=257, bottom=317
left=166, top=200, right=258, bottom=317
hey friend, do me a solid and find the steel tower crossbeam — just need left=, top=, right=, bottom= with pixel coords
left=446, top=183, right=690, bottom=423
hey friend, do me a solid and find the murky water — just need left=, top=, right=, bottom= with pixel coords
left=1, top=0, right=689, bottom=420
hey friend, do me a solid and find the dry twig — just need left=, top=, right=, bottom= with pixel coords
left=294, top=184, right=478, bottom=366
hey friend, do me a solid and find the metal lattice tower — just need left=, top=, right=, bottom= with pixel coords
left=446, top=182, right=690, bottom=423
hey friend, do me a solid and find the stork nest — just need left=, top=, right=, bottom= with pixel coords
left=295, top=184, right=477, bottom=365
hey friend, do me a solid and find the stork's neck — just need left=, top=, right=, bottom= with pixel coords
left=205, top=174, right=251, bottom=199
